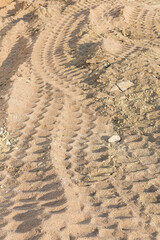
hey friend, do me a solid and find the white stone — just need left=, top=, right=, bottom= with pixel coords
left=117, top=81, right=134, bottom=91
left=108, top=135, right=121, bottom=143
left=0, top=128, right=3, bottom=135
left=110, top=85, right=120, bottom=92
left=6, top=140, right=11, bottom=146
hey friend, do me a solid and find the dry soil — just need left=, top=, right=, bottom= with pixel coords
left=0, top=0, right=160, bottom=239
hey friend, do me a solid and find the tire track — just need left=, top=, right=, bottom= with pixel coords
left=30, top=1, right=113, bottom=238
left=76, top=3, right=160, bottom=237
left=0, top=36, right=66, bottom=239
left=11, top=85, right=66, bottom=240
left=123, top=4, right=160, bottom=40
left=31, top=0, right=160, bottom=239
left=2, top=0, right=160, bottom=239
left=0, top=74, right=67, bottom=239
left=46, top=0, right=160, bottom=239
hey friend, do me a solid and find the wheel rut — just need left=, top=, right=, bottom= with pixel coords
left=1, top=0, right=160, bottom=239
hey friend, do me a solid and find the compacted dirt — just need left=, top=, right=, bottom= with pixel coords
left=0, top=0, right=160, bottom=239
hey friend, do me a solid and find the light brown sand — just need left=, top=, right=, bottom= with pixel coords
left=0, top=0, right=160, bottom=239
left=0, top=0, right=12, bottom=8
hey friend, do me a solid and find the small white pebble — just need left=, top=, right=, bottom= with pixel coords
left=108, top=135, right=121, bottom=143
left=110, top=85, right=120, bottom=92
left=6, top=140, right=11, bottom=146
left=117, top=81, right=134, bottom=91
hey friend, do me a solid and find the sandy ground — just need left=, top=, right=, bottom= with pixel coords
left=0, top=0, right=160, bottom=239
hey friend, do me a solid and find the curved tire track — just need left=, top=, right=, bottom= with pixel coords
left=1, top=0, right=160, bottom=239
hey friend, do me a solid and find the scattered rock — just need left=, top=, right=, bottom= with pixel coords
left=6, top=140, right=11, bottom=146
left=0, top=127, right=16, bottom=152
left=108, top=134, right=121, bottom=143
left=117, top=80, right=134, bottom=91
left=110, top=85, right=120, bottom=92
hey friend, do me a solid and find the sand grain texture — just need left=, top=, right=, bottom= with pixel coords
left=0, top=0, right=160, bottom=239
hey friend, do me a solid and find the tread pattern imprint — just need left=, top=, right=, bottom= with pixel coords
left=0, top=0, right=160, bottom=240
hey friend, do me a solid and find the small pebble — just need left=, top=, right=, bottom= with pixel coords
left=108, top=135, right=121, bottom=143
left=110, top=85, right=120, bottom=92
left=6, top=140, right=11, bottom=146
left=117, top=81, right=134, bottom=91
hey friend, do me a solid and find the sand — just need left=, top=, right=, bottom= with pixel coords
left=0, top=0, right=160, bottom=239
